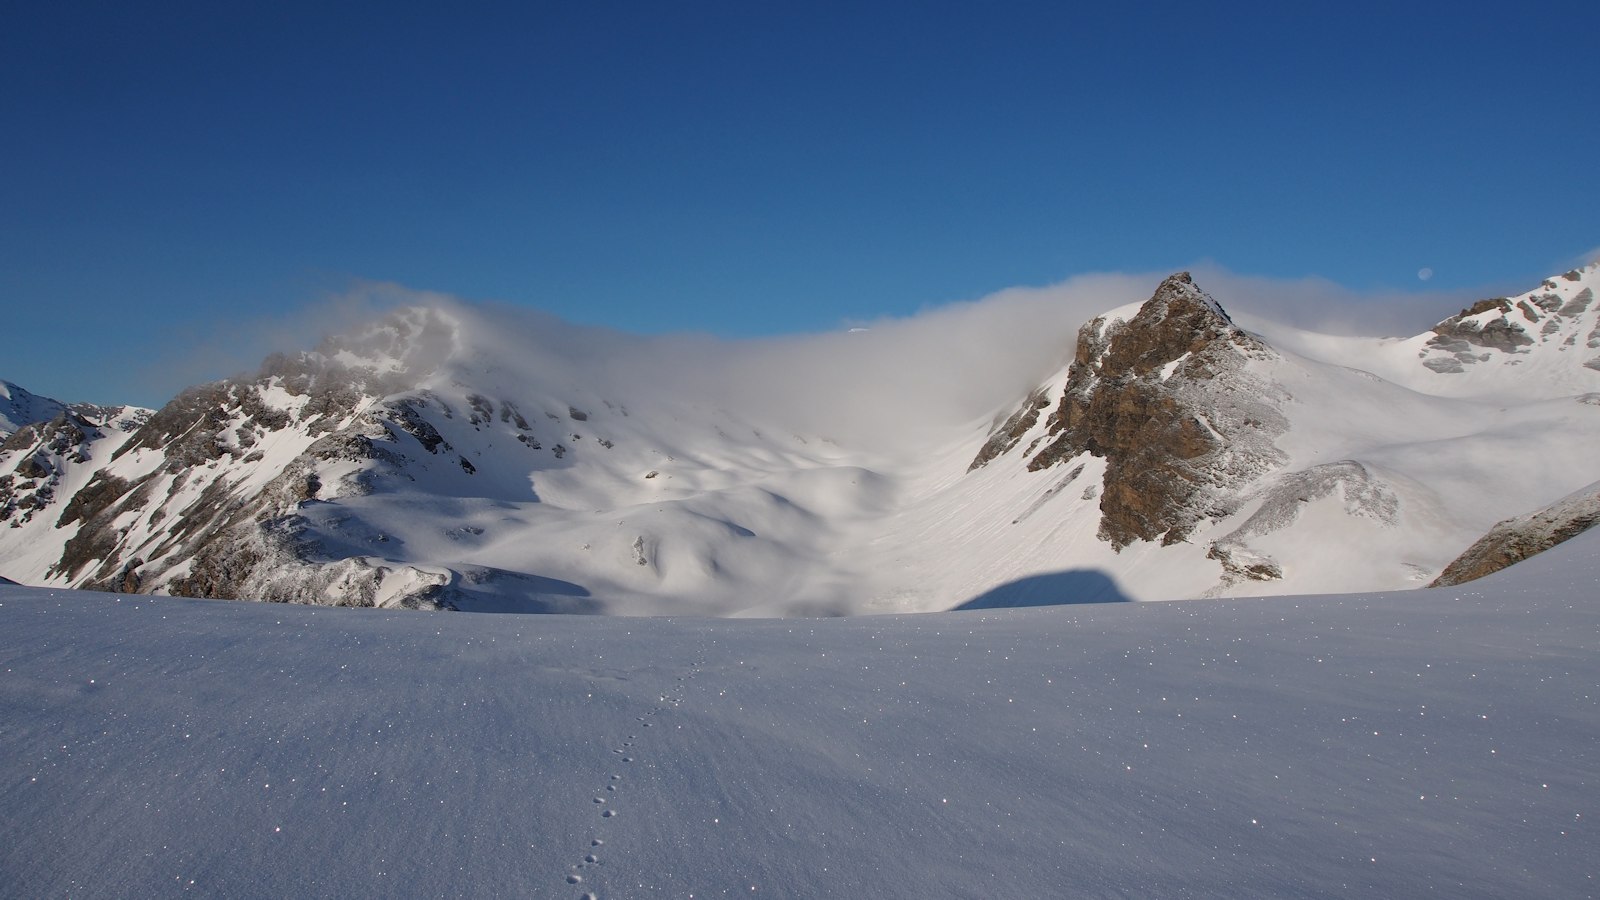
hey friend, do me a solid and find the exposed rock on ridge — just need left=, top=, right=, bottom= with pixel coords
left=988, top=272, right=1289, bottom=549
left=1205, top=461, right=1400, bottom=591
left=33, top=310, right=477, bottom=605
left=0, top=407, right=148, bottom=527
left=4, top=307, right=632, bottom=609
left=1415, top=267, right=1600, bottom=377
left=1430, top=480, right=1600, bottom=587
left=968, top=387, right=1050, bottom=472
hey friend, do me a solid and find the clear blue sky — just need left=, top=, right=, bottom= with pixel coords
left=3, top=1, right=1596, bottom=406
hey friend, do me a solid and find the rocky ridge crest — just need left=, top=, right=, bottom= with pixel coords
left=4, top=308, right=589, bottom=607
left=0, top=380, right=68, bottom=438
left=1430, top=480, right=1600, bottom=587
left=973, top=272, right=1289, bottom=549
left=1416, top=265, right=1600, bottom=376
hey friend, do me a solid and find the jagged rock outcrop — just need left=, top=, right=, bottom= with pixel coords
left=1423, top=299, right=1533, bottom=371
left=968, top=387, right=1050, bottom=472
left=2, top=307, right=613, bottom=609
left=1430, top=481, right=1600, bottom=587
left=1001, top=273, right=1289, bottom=549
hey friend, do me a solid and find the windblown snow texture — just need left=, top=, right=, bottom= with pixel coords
left=0, top=528, right=1595, bottom=896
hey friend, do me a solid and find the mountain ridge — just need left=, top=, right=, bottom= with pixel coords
left=0, top=380, right=68, bottom=438
left=3, top=265, right=1598, bottom=613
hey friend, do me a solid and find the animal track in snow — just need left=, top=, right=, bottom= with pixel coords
left=561, top=659, right=706, bottom=897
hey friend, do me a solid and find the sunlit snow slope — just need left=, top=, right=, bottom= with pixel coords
left=1, top=530, right=1595, bottom=896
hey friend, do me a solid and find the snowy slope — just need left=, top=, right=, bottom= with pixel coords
left=1, top=531, right=1595, bottom=897
left=0, top=404, right=151, bottom=581
left=0, top=380, right=66, bottom=436
left=1262, top=263, right=1600, bottom=401
left=893, top=267, right=1600, bottom=608
left=3, top=266, right=1598, bottom=613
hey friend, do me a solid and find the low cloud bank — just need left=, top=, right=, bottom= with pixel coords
left=141, top=267, right=1493, bottom=450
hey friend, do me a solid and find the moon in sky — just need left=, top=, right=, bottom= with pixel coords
left=1417, top=267, right=1434, bottom=281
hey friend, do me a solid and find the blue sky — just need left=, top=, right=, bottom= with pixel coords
left=3, top=1, right=1596, bottom=405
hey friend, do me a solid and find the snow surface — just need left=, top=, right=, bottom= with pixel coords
left=0, top=379, right=66, bottom=437
left=1, top=532, right=1596, bottom=897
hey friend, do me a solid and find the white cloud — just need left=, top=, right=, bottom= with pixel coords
left=136, top=266, right=1511, bottom=451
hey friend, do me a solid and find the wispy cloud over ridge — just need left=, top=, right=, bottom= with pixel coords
left=129, top=266, right=1500, bottom=447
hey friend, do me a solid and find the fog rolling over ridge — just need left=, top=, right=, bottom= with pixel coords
left=121, top=266, right=1476, bottom=432
left=293, top=265, right=1488, bottom=453
left=1, top=265, right=1598, bottom=614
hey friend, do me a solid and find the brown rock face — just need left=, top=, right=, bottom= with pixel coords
left=1430, top=484, right=1600, bottom=587
left=1015, top=273, right=1288, bottom=549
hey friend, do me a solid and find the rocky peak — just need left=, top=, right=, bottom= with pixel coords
left=972, top=273, right=1287, bottom=549
left=1098, top=272, right=1246, bottom=377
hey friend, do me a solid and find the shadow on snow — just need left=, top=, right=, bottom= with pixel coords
left=952, top=569, right=1132, bottom=610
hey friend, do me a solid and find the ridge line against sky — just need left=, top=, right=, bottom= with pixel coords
left=2, top=2, right=1596, bottom=406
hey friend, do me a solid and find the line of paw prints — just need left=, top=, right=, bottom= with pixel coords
left=566, top=660, right=706, bottom=898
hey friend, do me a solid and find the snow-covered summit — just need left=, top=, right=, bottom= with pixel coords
left=1409, top=262, right=1600, bottom=389
left=1268, top=263, right=1600, bottom=403
left=0, top=380, right=67, bottom=437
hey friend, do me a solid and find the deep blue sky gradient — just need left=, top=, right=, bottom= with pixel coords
left=3, top=1, right=1596, bottom=404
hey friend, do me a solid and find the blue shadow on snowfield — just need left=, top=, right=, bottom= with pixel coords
left=445, top=571, right=600, bottom=614
left=952, top=569, right=1132, bottom=610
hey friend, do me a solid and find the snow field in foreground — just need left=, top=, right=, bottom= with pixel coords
left=1, top=532, right=1597, bottom=897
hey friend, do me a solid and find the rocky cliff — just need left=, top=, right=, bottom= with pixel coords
left=2, top=310, right=499, bottom=607
left=1414, top=268, right=1600, bottom=379
left=973, top=272, right=1288, bottom=549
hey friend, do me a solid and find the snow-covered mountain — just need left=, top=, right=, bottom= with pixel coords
left=0, top=380, right=68, bottom=437
left=2, top=265, right=1597, bottom=613
left=0, top=402, right=151, bottom=574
